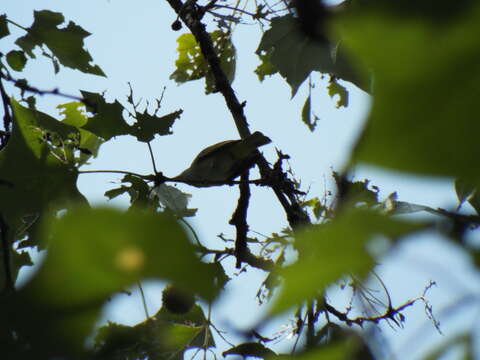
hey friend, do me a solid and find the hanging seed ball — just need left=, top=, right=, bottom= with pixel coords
left=162, top=285, right=195, bottom=314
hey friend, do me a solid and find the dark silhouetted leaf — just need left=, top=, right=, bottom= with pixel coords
left=15, top=10, right=104, bottom=76
left=256, top=15, right=365, bottom=97
left=6, top=50, right=27, bottom=71
left=223, top=342, right=276, bottom=358
left=81, top=91, right=132, bottom=140
left=132, top=109, right=182, bottom=142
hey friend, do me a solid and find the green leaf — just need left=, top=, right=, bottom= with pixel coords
left=327, top=78, right=349, bottom=108
left=256, top=15, right=365, bottom=97
left=110, top=175, right=151, bottom=207
left=272, top=208, right=423, bottom=314
left=268, top=344, right=348, bottom=360
left=6, top=50, right=27, bottom=71
left=301, top=93, right=318, bottom=132
left=170, top=31, right=236, bottom=94
left=57, top=101, right=103, bottom=163
left=104, top=186, right=129, bottom=200
left=153, top=184, right=197, bottom=217
left=96, top=305, right=215, bottom=360
left=132, top=109, right=183, bottom=142
left=339, top=4, right=480, bottom=185
left=254, top=48, right=277, bottom=81
left=223, top=342, right=276, bottom=358
left=81, top=91, right=132, bottom=140
left=0, top=14, right=9, bottom=39
left=422, top=333, right=472, bottom=360
left=34, top=207, right=219, bottom=303
left=15, top=10, right=104, bottom=76
left=0, top=100, right=86, bottom=252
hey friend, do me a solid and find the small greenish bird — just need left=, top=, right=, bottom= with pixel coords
left=173, top=131, right=271, bottom=187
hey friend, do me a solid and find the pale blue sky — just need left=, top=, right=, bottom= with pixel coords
left=3, top=1, right=479, bottom=359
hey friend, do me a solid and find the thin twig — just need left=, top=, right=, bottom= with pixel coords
left=0, top=72, right=88, bottom=104
left=147, top=142, right=158, bottom=174
left=78, top=169, right=151, bottom=179
left=137, top=281, right=150, bottom=318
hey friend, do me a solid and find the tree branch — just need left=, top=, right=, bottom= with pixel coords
left=0, top=77, right=12, bottom=149
left=229, top=171, right=251, bottom=268
left=0, top=72, right=90, bottom=104
left=165, top=0, right=310, bottom=228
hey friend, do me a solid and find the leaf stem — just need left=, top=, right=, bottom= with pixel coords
left=6, top=18, right=29, bottom=31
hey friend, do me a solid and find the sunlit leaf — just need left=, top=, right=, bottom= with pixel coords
left=254, top=48, right=277, bottom=81
left=170, top=31, right=236, bottom=94
left=15, top=10, right=104, bottom=76
left=0, top=100, right=86, bottom=254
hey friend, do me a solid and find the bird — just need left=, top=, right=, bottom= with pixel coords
left=172, top=131, right=271, bottom=187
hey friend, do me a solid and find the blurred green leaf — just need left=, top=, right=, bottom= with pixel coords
left=256, top=15, right=365, bottom=97
left=422, top=332, right=472, bottom=360
left=6, top=50, right=27, bottom=71
left=272, top=208, right=423, bottom=314
left=339, top=4, right=480, bottom=185
left=34, top=207, right=219, bottom=303
left=15, top=10, right=104, bottom=76
left=268, top=344, right=347, bottom=360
